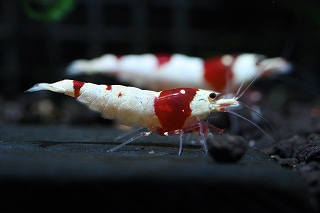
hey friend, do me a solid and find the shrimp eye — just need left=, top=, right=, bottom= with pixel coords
left=209, top=92, right=217, bottom=99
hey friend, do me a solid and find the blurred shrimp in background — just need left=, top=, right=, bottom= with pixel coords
left=0, top=0, right=319, bottom=133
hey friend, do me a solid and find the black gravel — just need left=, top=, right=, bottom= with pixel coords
left=206, top=133, right=247, bottom=162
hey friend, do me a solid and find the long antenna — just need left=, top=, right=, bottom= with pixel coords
left=225, top=109, right=277, bottom=143
left=224, top=63, right=232, bottom=96
left=239, top=101, right=279, bottom=142
left=235, top=58, right=270, bottom=100
left=234, top=56, right=258, bottom=98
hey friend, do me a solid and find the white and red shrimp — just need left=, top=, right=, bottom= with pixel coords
left=26, top=79, right=246, bottom=155
left=66, top=53, right=292, bottom=93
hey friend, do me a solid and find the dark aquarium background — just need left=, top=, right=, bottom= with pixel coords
left=1, top=0, right=320, bottom=98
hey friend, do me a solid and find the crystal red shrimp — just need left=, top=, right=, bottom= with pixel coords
left=66, top=53, right=292, bottom=93
left=26, top=79, right=241, bottom=155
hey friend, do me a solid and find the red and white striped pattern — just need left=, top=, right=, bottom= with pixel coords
left=66, top=53, right=292, bottom=92
left=26, top=80, right=239, bottom=135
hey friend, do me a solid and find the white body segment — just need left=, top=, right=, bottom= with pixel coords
left=77, top=83, right=161, bottom=128
left=117, top=54, right=159, bottom=89
left=67, top=54, right=119, bottom=74
left=154, top=54, right=206, bottom=89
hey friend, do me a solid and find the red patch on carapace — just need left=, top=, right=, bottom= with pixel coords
left=203, top=56, right=234, bottom=92
left=118, top=92, right=123, bottom=98
left=106, top=85, right=112, bottom=90
left=154, top=88, right=198, bottom=135
left=155, top=54, right=171, bottom=67
left=73, top=80, right=85, bottom=98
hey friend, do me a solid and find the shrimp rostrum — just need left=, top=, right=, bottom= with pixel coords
left=26, top=79, right=249, bottom=155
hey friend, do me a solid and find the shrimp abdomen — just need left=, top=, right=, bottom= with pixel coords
left=27, top=80, right=160, bottom=128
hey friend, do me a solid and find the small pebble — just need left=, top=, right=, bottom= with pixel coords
left=206, top=134, right=247, bottom=163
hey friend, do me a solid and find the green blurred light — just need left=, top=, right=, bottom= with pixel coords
left=22, top=0, right=75, bottom=22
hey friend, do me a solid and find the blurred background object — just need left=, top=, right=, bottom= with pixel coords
left=22, top=0, right=75, bottom=22
left=1, top=0, right=320, bottom=96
